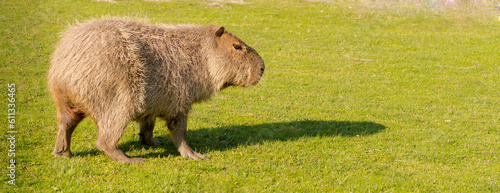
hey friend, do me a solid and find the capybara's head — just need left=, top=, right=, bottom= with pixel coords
left=208, top=26, right=265, bottom=89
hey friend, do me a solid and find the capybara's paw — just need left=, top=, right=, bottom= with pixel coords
left=52, top=150, right=73, bottom=158
left=141, top=138, right=162, bottom=146
left=179, top=147, right=209, bottom=160
left=118, top=157, right=146, bottom=164
left=153, top=139, right=162, bottom=146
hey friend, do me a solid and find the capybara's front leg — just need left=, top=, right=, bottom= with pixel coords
left=52, top=103, right=85, bottom=158
left=138, top=117, right=161, bottom=146
left=167, top=114, right=209, bottom=160
left=95, top=121, right=145, bottom=164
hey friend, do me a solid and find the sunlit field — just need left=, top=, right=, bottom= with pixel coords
left=1, top=0, right=499, bottom=191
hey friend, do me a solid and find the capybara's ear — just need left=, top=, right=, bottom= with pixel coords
left=215, top=26, right=225, bottom=37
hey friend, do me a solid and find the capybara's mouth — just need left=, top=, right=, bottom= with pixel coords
left=247, top=75, right=262, bottom=87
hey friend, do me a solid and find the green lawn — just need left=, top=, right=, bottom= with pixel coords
left=1, top=0, right=499, bottom=192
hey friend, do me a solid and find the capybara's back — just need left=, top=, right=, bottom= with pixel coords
left=48, top=18, right=264, bottom=163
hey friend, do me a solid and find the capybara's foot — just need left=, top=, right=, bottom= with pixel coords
left=52, top=149, right=73, bottom=158
left=179, top=146, right=209, bottom=160
left=140, top=138, right=162, bottom=146
left=96, top=141, right=145, bottom=164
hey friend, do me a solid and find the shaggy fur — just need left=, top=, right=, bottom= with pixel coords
left=48, top=18, right=264, bottom=163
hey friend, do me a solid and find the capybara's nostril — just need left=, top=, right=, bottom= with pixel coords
left=260, top=67, right=264, bottom=75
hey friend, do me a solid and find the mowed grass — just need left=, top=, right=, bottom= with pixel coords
left=1, top=0, right=499, bottom=192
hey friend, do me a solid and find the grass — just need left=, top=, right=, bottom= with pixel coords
left=1, top=0, right=499, bottom=191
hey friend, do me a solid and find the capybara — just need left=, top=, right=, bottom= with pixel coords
left=48, top=18, right=264, bottom=164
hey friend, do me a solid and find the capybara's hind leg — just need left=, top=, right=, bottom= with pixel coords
left=138, top=117, right=161, bottom=146
left=52, top=104, right=85, bottom=158
left=95, top=120, right=145, bottom=164
left=167, top=114, right=209, bottom=160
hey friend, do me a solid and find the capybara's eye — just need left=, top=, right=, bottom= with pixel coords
left=233, top=44, right=242, bottom=50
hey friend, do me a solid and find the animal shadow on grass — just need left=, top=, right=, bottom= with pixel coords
left=111, top=120, right=386, bottom=159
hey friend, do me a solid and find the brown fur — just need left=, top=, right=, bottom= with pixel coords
left=48, top=18, right=264, bottom=163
